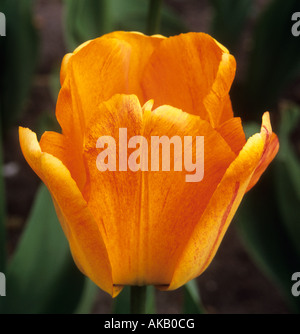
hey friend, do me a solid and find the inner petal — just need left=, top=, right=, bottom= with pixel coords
left=57, top=33, right=164, bottom=143
left=141, top=32, right=236, bottom=127
left=83, top=94, right=236, bottom=286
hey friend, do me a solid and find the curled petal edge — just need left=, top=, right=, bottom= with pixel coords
left=19, top=127, right=121, bottom=297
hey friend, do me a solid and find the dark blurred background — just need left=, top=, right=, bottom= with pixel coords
left=0, top=0, right=300, bottom=314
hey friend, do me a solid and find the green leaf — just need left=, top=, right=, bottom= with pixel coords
left=275, top=160, right=300, bottom=259
left=112, top=286, right=130, bottom=314
left=210, top=0, right=252, bottom=52
left=146, top=0, right=163, bottom=35
left=242, top=0, right=300, bottom=116
left=183, top=280, right=205, bottom=314
left=243, top=122, right=261, bottom=140
left=276, top=104, right=300, bottom=199
left=274, top=104, right=300, bottom=257
left=112, top=0, right=187, bottom=36
left=63, top=0, right=186, bottom=51
left=236, top=167, right=300, bottom=313
left=63, top=0, right=114, bottom=51
left=0, top=0, right=39, bottom=129
left=75, top=278, right=98, bottom=314
left=1, top=185, right=85, bottom=314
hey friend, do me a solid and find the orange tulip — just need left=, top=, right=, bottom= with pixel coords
left=19, top=31, right=279, bottom=297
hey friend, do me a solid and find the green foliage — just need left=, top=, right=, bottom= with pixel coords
left=275, top=105, right=300, bottom=258
left=146, top=0, right=163, bottom=35
left=242, top=0, right=300, bottom=116
left=183, top=280, right=205, bottom=314
left=210, top=0, right=300, bottom=118
left=0, top=185, right=92, bottom=314
left=74, top=278, right=99, bottom=314
left=112, top=286, right=131, bottom=314
left=0, top=0, right=39, bottom=129
left=63, top=0, right=187, bottom=51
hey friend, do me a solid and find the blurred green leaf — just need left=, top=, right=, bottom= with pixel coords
left=210, top=0, right=252, bottom=52
left=275, top=104, right=300, bottom=257
left=236, top=167, right=300, bottom=313
left=183, top=280, right=205, bottom=314
left=275, top=161, right=300, bottom=259
left=276, top=104, right=300, bottom=199
left=36, top=110, right=61, bottom=140
left=63, top=0, right=113, bottom=51
left=75, top=278, right=98, bottom=314
left=243, top=121, right=261, bottom=140
left=109, top=0, right=186, bottom=36
left=63, top=0, right=186, bottom=51
left=112, top=286, right=130, bottom=314
left=0, top=0, right=39, bottom=129
left=146, top=0, right=163, bottom=35
left=242, top=0, right=300, bottom=116
left=1, top=184, right=85, bottom=314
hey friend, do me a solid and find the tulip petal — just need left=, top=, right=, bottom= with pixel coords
left=57, top=32, right=164, bottom=141
left=19, top=127, right=120, bottom=297
left=83, top=94, right=236, bottom=286
left=102, top=31, right=165, bottom=100
left=246, top=112, right=279, bottom=191
left=60, top=41, right=94, bottom=86
left=39, top=131, right=86, bottom=191
left=60, top=53, right=72, bottom=86
left=166, top=112, right=279, bottom=290
left=142, top=105, right=237, bottom=285
left=215, top=117, right=246, bottom=155
left=142, top=32, right=236, bottom=127
left=55, top=76, right=86, bottom=166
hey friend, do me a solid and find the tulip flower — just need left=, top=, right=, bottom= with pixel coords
left=19, top=31, right=279, bottom=298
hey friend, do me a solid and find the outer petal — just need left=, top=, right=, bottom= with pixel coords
left=19, top=127, right=120, bottom=297
left=166, top=112, right=279, bottom=290
left=83, top=94, right=236, bottom=286
left=246, top=112, right=279, bottom=191
left=39, top=131, right=86, bottom=191
left=142, top=32, right=236, bottom=127
left=60, top=40, right=93, bottom=85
